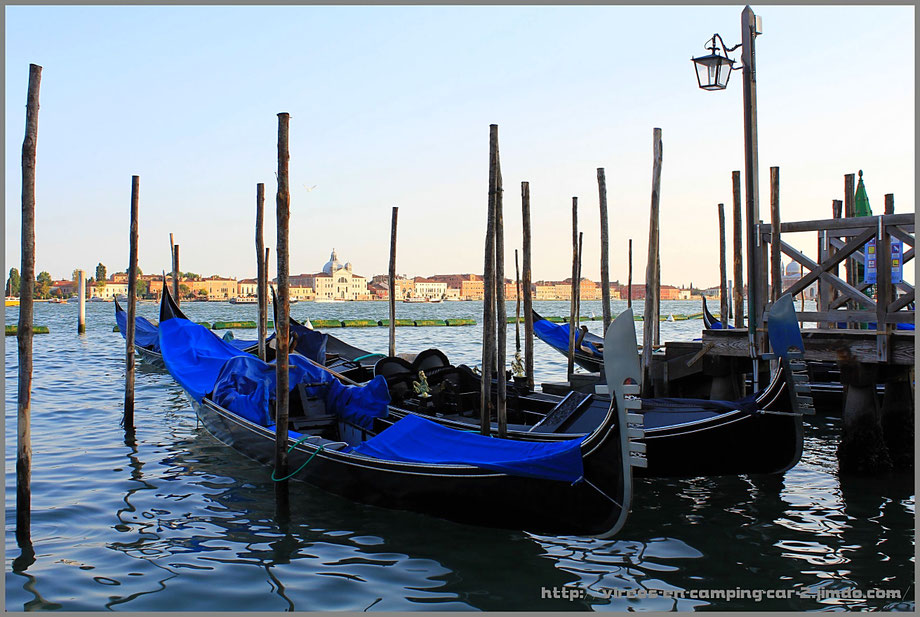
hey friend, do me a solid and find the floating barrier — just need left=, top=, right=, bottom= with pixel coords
left=413, top=319, right=445, bottom=327
left=311, top=319, right=343, bottom=328
left=6, top=325, right=49, bottom=335
left=445, top=318, right=476, bottom=326
left=378, top=319, right=415, bottom=327
left=342, top=319, right=377, bottom=328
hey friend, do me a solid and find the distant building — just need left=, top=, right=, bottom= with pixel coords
left=781, top=261, right=817, bottom=299
left=460, top=279, right=485, bottom=300
left=413, top=277, right=448, bottom=300
left=313, top=250, right=368, bottom=300
left=90, top=280, right=129, bottom=299
left=238, top=278, right=258, bottom=297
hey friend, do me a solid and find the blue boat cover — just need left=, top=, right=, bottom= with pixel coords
left=115, top=308, right=160, bottom=351
left=160, top=317, right=388, bottom=428
left=289, top=320, right=328, bottom=364
left=350, top=414, right=585, bottom=483
left=533, top=319, right=601, bottom=357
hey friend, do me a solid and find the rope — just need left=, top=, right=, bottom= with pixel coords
left=353, top=353, right=386, bottom=362
left=271, top=435, right=326, bottom=482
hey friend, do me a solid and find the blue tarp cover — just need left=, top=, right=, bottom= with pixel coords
left=160, top=317, right=389, bottom=428
left=533, top=319, right=601, bottom=357
left=350, top=414, right=585, bottom=483
left=116, top=308, right=160, bottom=351
left=289, top=320, right=328, bottom=364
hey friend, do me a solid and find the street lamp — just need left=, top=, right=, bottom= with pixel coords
left=693, top=5, right=765, bottom=384
left=691, top=34, right=739, bottom=91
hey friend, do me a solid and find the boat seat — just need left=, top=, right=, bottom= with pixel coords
left=411, top=348, right=451, bottom=373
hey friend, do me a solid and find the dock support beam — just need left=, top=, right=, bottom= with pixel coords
left=256, top=183, right=267, bottom=361
left=124, top=175, right=139, bottom=432
left=837, top=361, right=892, bottom=474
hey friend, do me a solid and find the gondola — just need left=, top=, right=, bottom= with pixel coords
left=157, top=282, right=637, bottom=537
left=379, top=296, right=811, bottom=478
left=701, top=296, right=733, bottom=330
left=531, top=310, right=606, bottom=372
left=114, top=297, right=260, bottom=368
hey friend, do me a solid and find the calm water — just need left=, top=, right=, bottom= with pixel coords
left=5, top=300, right=914, bottom=611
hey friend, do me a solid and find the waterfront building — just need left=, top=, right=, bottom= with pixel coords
left=460, top=279, right=485, bottom=300
left=187, top=276, right=238, bottom=300
left=413, top=277, right=448, bottom=300
left=312, top=250, right=368, bottom=300
left=89, top=280, right=129, bottom=299
left=238, top=278, right=258, bottom=297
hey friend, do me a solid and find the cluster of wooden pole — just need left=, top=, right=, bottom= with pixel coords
left=480, top=125, right=507, bottom=437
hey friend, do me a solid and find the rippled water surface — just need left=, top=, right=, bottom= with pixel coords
left=5, top=300, right=914, bottom=610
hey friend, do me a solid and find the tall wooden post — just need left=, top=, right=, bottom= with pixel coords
left=521, top=182, right=534, bottom=391
left=388, top=206, right=398, bottom=357
left=641, top=128, right=663, bottom=396
left=770, top=167, right=782, bottom=302
left=732, top=171, right=744, bottom=328
left=17, top=62, right=41, bottom=551
left=597, top=167, right=612, bottom=331
left=256, top=183, right=267, bottom=361
left=273, top=112, right=291, bottom=515
left=718, top=203, right=728, bottom=327
left=481, top=125, right=499, bottom=436
left=576, top=232, right=584, bottom=332
left=568, top=197, right=578, bottom=378
left=172, top=243, right=180, bottom=306
left=514, top=249, right=521, bottom=353
left=124, top=175, right=139, bottom=430
left=494, top=139, right=507, bottom=439
left=741, top=5, right=762, bottom=356
left=77, top=270, right=86, bottom=333
left=627, top=239, right=633, bottom=309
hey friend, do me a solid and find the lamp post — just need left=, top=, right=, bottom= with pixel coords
left=693, top=5, right=764, bottom=378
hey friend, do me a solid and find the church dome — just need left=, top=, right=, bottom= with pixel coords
left=323, top=249, right=342, bottom=275
left=785, top=261, right=801, bottom=275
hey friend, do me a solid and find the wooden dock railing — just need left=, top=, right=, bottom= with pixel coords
left=756, top=211, right=914, bottom=362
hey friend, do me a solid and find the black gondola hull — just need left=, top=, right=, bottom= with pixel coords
left=194, top=397, right=629, bottom=537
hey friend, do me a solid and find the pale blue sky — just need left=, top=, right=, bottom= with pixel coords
left=5, top=5, right=914, bottom=287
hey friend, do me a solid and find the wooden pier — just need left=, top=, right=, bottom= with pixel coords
left=698, top=187, right=914, bottom=474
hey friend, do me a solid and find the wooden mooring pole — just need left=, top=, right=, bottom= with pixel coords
left=567, top=197, right=578, bottom=378
left=172, top=243, right=180, bottom=307
left=256, top=183, right=267, bottom=361
left=521, top=181, right=534, bottom=391
left=388, top=206, right=398, bottom=357
left=481, top=125, right=499, bottom=436
left=494, top=140, right=507, bottom=439
left=77, top=269, right=86, bottom=334
left=597, top=167, right=612, bottom=331
left=627, top=239, right=633, bottom=309
left=770, top=167, right=782, bottom=302
left=273, top=112, right=291, bottom=515
left=641, top=127, right=663, bottom=397
left=732, top=171, right=744, bottom=328
left=718, top=203, right=728, bottom=327
left=514, top=249, right=521, bottom=353
left=17, top=62, right=41, bottom=553
left=124, top=175, right=139, bottom=431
